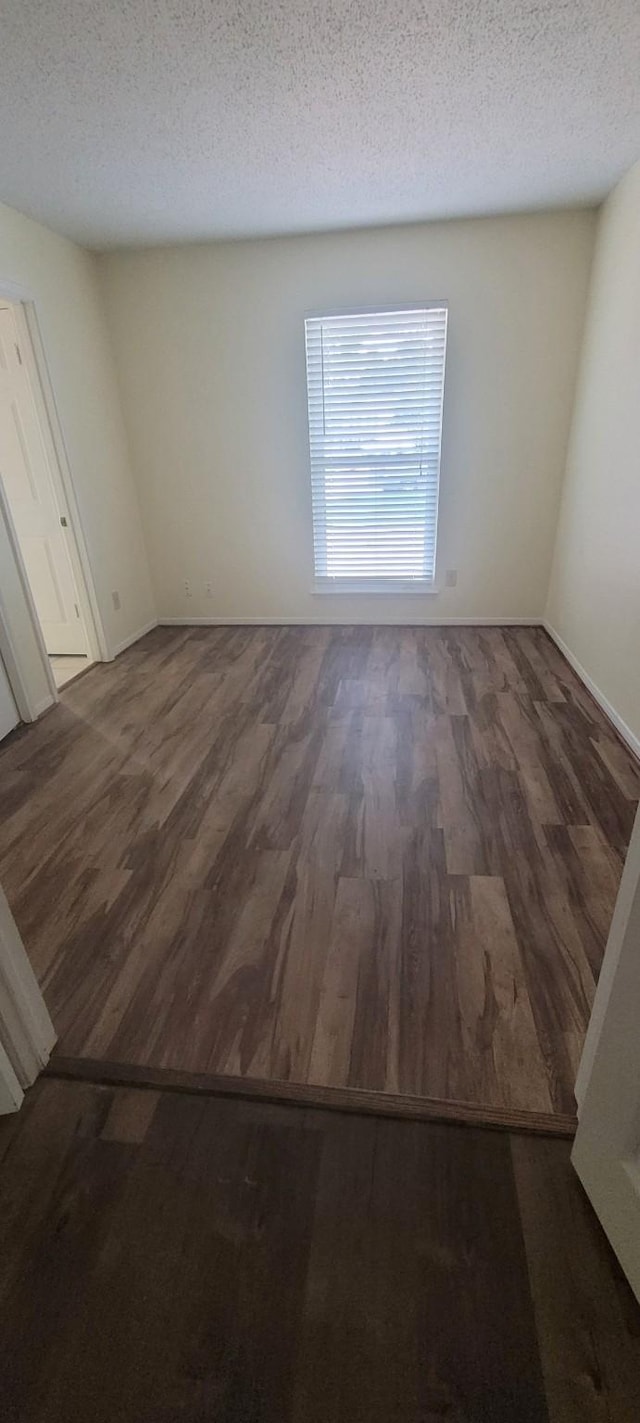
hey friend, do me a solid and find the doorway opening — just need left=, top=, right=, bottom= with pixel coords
left=0, top=297, right=93, bottom=691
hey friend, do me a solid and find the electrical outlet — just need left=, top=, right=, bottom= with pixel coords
left=184, top=579, right=192, bottom=598
left=112, top=590, right=121, bottom=611
left=205, top=581, right=213, bottom=598
left=445, top=569, right=458, bottom=588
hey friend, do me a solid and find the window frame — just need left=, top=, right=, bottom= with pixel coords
left=304, top=301, right=448, bottom=595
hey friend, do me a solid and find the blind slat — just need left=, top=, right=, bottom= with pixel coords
left=305, top=306, right=447, bottom=583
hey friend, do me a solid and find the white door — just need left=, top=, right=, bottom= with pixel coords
left=0, top=882, right=56, bottom=1114
left=0, top=302, right=86, bottom=655
left=0, top=1040, right=22, bottom=1115
left=0, top=651, right=19, bottom=741
left=572, top=804, right=640, bottom=1303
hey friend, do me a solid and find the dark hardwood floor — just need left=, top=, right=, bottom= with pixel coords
left=0, top=624, right=638, bottom=1121
left=1, top=1076, right=639, bottom=1422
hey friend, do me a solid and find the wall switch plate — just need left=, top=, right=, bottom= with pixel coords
left=112, top=590, right=121, bottom=611
left=445, top=569, right=458, bottom=587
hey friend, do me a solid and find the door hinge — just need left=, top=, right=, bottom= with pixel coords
left=74, top=604, right=80, bottom=618
left=15, top=342, right=22, bottom=365
left=60, top=516, right=68, bottom=527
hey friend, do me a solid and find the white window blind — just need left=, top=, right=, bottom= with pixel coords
left=305, top=304, right=448, bottom=590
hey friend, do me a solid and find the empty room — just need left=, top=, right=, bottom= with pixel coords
left=1, top=1, right=640, bottom=1417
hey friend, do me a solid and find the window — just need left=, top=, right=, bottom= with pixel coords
left=304, top=304, right=448, bottom=591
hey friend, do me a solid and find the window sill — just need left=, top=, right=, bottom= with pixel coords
left=312, top=579, right=439, bottom=596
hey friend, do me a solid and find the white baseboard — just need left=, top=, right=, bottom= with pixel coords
left=109, top=619, right=158, bottom=659
left=543, top=621, right=640, bottom=761
left=159, top=615, right=544, bottom=628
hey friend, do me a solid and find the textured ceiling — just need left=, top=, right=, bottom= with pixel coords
left=1, top=1, right=640, bottom=249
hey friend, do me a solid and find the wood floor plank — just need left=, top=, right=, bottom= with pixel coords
left=436, top=712, right=488, bottom=874
left=409, top=1121, right=549, bottom=1422
left=0, top=1080, right=109, bottom=1309
left=593, top=732, right=640, bottom=802
left=497, top=691, right=564, bottom=825
left=450, top=874, right=554, bottom=1113
left=293, top=1116, right=549, bottom=1423
left=100, top=1086, right=160, bottom=1143
left=0, top=624, right=637, bottom=1122
left=308, top=876, right=372, bottom=1088
left=268, top=791, right=347, bottom=1083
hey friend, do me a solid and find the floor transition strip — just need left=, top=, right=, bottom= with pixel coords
left=44, top=1055, right=578, bottom=1138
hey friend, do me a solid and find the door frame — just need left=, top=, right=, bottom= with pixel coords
left=0, top=1040, right=23, bottom=1114
left=572, top=803, right=640, bottom=1302
left=0, top=882, right=56, bottom=1113
left=0, top=470, right=58, bottom=719
left=0, top=278, right=108, bottom=718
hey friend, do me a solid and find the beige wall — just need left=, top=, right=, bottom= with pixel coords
left=99, top=210, right=595, bottom=624
left=0, top=199, right=155, bottom=706
left=546, top=161, right=640, bottom=751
